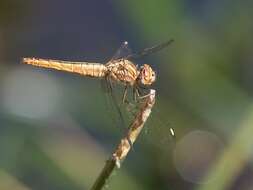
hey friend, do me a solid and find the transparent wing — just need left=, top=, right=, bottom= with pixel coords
left=100, top=77, right=127, bottom=130
left=126, top=39, right=174, bottom=59
left=110, top=41, right=133, bottom=61
left=110, top=39, right=174, bottom=62
left=143, top=102, right=176, bottom=148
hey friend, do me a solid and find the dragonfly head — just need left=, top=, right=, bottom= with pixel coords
left=138, top=64, right=156, bottom=86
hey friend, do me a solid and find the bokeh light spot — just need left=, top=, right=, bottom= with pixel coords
left=1, top=67, right=61, bottom=119
left=173, top=130, right=224, bottom=184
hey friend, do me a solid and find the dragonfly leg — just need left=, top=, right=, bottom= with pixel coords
left=138, top=93, right=153, bottom=99
left=133, top=85, right=141, bottom=102
left=133, top=87, right=136, bottom=102
left=135, top=86, right=153, bottom=100
left=122, top=85, right=128, bottom=104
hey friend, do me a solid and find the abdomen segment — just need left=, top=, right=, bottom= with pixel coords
left=22, top=58, right=107, bottom=78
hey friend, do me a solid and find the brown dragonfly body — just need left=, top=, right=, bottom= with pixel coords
left=22, top=40, right=175, bottom=139
left=23, top=40, right=173, bottom=100
left=23, top=57, right=155, bottom=87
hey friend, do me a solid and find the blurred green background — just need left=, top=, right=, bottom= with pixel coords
left=0, top=0, right=253, bottom=189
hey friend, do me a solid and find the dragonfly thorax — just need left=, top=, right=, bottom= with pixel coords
left=106, top=60, right=155, bottom=86
left=137, top=64, right=156, bottom=86
left=106, top=59, right=139, bottom=86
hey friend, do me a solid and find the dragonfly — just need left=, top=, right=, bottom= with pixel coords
left=22, top=40, right=175, bottom=139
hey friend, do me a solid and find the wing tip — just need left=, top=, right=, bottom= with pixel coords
left=22, top=57, right=28, bottom=64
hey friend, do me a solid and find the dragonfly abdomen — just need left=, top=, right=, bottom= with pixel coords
left=22, top=58, right=107, bottom=78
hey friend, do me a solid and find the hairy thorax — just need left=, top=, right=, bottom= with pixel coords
left=106, top=59, right=139, bottom=86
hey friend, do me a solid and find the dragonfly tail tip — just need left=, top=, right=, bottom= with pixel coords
left=21, top=57, right=27, bottom=64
